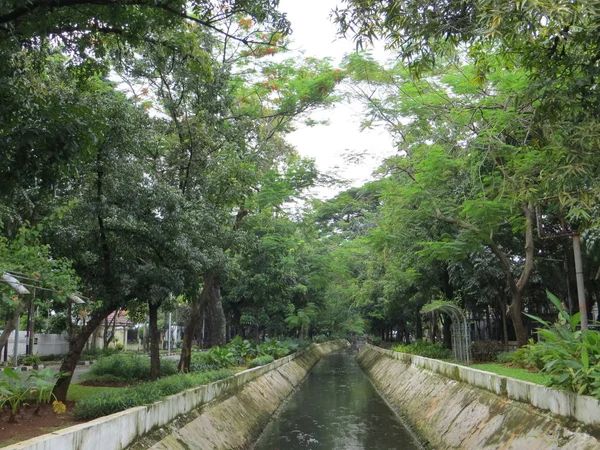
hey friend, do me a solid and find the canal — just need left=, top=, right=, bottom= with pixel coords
left=253, top=352, right=422, bottom=450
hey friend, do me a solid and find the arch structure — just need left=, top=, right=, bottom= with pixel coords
left=421, top=302, right=471, bottom=364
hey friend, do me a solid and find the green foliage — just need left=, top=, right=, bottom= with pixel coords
left=495, top=352, right=513, bottom=365
left=525, top=291, right=600, bottom=396
left=81, top=347, right=121, bottom=361
left=205, top=347, right=236, bottom=368
left=73, top=369, right=232, bottom=420
left=256, top=339, right=290, bottom=358
left=0, top=367, right=64, bottom=422
left=84, top=354, right=177, bottom=383
left=470, top=341, right=505, bottom=363
left=392, top=340, right=452, bottom=360
left=20, top=355, right=42, bottom=366
left=226, top=336, right=256, bottom=364
left=507, top=344, right=545, bottom=371
left=285, top=302, right=318, bottom=338
left=276, top=337, right=309, bottom=353
left=248, top=355, right=274, bottom=368
left=189, top=353, right=221, bottom=373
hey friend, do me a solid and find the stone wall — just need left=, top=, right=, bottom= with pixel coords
left=358, top=344, right=600, bottom=450
left=5, top=340, right=347, bottom=450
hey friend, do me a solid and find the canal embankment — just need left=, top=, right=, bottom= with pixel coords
left=358, top=344, right=600, bottom=449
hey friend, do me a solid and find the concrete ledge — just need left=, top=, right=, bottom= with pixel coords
left=4, top=340, right=347, bottom=450
left=364, top=344, right=600, bottom=427
left=358, top=344, right=600, bottom=449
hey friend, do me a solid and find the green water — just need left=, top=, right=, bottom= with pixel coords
left=253, top=352, right=422, bottom=450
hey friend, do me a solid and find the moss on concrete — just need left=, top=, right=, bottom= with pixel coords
left=357, top=345, right=600, bottom=450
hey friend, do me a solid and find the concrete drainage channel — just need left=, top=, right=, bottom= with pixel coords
left=3, top=340, right=348, bottom=450
left=9, top=341, right=599, bottom=450
left=357, top=344, right=600, bottom=450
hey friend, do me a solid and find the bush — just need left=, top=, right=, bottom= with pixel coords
left=73, top=369, right=233, bottom=419
left=392, top=340, right=452, bottom=359
left=471, top=341, right=505, bottom=362
left=367, top=336, right=382, bottom=346
left=508, top=343, right=545, bottom=370
left=495, top=352, right=513, bottom=364
left=206, top=347, right=236, bottom=368
left=277, top=337, right=308, bottom=353
left=226, top=336, right=256, bottom=363
left=190, top=352, right=221, bottom=372
left=20, top=355, right=42, bottom=366
left=81, top=346, right=122, bottom=361
left=311, top=334, right=330, bottom=343
left=248, top=355, right=275, bottom=368
left=525, top=291, right=600, bottom=396
left=84, top=354, right=177, bottom=383
left=257, top=339, right=289, bottom=358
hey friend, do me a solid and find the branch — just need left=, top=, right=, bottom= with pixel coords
left=516, top=201, right=535, bottom=292
left=432, top=207, right=519, bottom=293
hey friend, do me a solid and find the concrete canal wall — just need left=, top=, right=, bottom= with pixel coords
left=5, top=340, right=347, bottom=450
left=357, top=344, right=600, bottom=449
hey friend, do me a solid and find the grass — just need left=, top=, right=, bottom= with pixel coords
left=66, top=384, right=126, bottom=402
left=73, top=369, right=233, bottom=419
left=472, top=363, right=552, bottom=386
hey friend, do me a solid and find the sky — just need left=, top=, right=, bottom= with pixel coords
left=277, top=0, right=396, bottom=198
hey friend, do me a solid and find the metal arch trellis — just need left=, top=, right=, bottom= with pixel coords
left=421, top=303, right=471, bottom=364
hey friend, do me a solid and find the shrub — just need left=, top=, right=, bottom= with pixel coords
left=495, top=352, right=513, bottom=364
left=84, top=354, right=177, bottom=383
left=0, top=367, right=66, bottom=422
left=226, top=336, right=256, bottom=363
left=392, top=340, right=452, bottom=359
left=312, top=334, right=330, bottom=343
left=248, top=355, right=274, bottom=368
left=190, top=352, right=221, bottom=372
left=277, top=337, right=308, bottom=353
left=471, top=341, right=505, bottom=362
left=367, top=336, right=382, bottom=346
left=257, top=339, right=289, bottom=358
left=20, top=355, right=42, bottom=366
left=526, top=291, right=600, bottom=396
left=206, top=347, right=236, bottom=368
left=73, top=369, right=232, bottom=419
left=508, top=343, right=545, bottom=370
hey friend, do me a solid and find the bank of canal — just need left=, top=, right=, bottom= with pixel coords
left=253, top=352, right=422, bottom=450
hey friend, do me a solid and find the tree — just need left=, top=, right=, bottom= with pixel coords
left=0, top=222, right=79, bottom=352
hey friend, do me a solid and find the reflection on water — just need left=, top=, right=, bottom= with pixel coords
left=253, top=352, right=422, bottom=450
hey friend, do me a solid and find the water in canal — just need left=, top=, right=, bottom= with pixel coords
left=253, top=352, right=422, bottom=450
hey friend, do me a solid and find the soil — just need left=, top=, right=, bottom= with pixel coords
left=0, top=402, right=80, bottom=448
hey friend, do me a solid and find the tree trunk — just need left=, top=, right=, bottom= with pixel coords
left=149, top=301, right=160, bottom=381
left=0, top=301, right=26, bottom=352
left=207, top=276, right=226, bottom=347
left=103, top=310, right=118, bottom=348
left=179, top=272, right=219, bottom=372
left=499, top=301, right=509, bottom=350
left=509, top=293, right=527, bottom=347
left=415, top=311, right=423, bottom=340
left=52, top=310, right=110, bottom=402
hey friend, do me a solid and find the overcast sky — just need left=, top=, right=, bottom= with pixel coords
left=278, top=0, right=396, bottom=198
